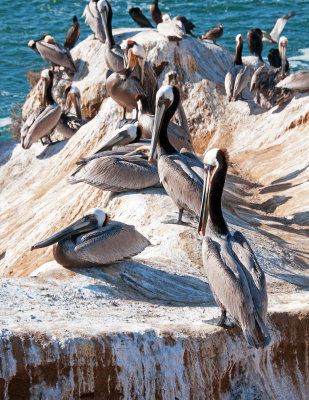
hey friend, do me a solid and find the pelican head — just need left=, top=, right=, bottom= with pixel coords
left=121, top=40, right=146, bottom=81
left=236, top=33, right=243, bottom=45
left=148, top=85, right=179, bottom=164
left=31, top=209, right=107, bottom=251
left=41, top=69, right=52, bottom=107
left=28, top=40, right=36, bottom=49
left=162, top=13, right=171, bottom=22
left=44, top=35, right=56, bottom=44
left=198, top=148, right=228, bottom=236
left=279, top=36, right=288, bottom=76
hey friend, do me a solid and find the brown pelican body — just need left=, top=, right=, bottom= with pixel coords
left=31, top=209, right=150, bottom=267
left=268, top=48, right=289, bottom=71
left=276, top=70, right=309, bottom=92
left=157, top=14, right=186, bottom=41
left=225, top=34, right=250, bottom=101
left=129, top=7, right=153, bottom=28
left=57, top=85, right=84, bottom=138
left=35, top=35, right=77, bottom=73
left=198, top=148, right=270, bottom=349
left=148, top=85, right=203, bottom=223
left=63, top=16, right=80, bottom=49
left=21, top=70, right=62, bottom=149
left=247, top=29, right=263, bottom=62
left=251, top=36, right=290, bottom=109
left=150, top=0, right=162, bottom=25
left=67, top=145, right=160, bottom=193
left=262, top=12, right=296, bottom=43
left=82, top=0, right=106, bottom=43
left=200, top=23, right=223, bottom=43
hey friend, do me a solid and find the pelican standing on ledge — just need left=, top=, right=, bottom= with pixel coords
left=21, top=70, right=62, bottom=149
left=63, top=16, right=80, bottom=49
left=148, top=85, right=203, bottom=223
left=200, top=24, right=223, bottom=44
left=198, top=148, right=270, bottom=349
left=225, top=34, right=250, bottom=101
left=247, top=28, right=263, bottom=62
left=83, top=0, right=106, bottom=43
left=157, top=14, right=186, bottom=41
left=31, top=209, right=150, bottom=267
left=57, top=85, right=84, bottom=138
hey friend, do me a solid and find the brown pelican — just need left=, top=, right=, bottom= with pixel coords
left=28, top=33, right=48, bottom=54
left=247, top=29, right=263, bottom=62
left=31, top=208, right=150, bottom=267
left=150, top=0, right=162, bottom=25
left=67, top=145, right=160, bottom=193
left=198, top=148, right=270, bottom=349
left=225, top=34, right=250, bottom=101
left=34, top=35, right=77, bottom=73
left=82, top=0, right=106, bottom=43
left=21, top=70, right=62, bottom=149
left=251, top=36, right=290, bottom=109
left=148, top=85, right=203, bottom=223
left=200, top=24, right=223, bottom=44
left=129, top=7, right=153, bottom=28
left=268, top=48, right=289, bottom=71
left=157, top=14, right=186, bottom=41
left=276, top=70, right=309, bottom=92
left=262, top=12, right=296, bottom=43
left=57, top=85, right=84, bottom=138
left=63, top=16, right=80, bottom=49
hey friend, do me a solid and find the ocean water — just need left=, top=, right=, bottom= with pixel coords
left=0, top=0, right=308, bottom=141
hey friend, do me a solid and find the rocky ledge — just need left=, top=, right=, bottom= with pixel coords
left=0, top=28, right=308, bottom=399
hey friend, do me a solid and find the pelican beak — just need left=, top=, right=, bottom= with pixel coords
left=280, top=44, right=287, bottom=77
left=73, top=93, right=82, bottom=120
left=92, top=127, right=132, bottom=154
left=100, top=7, right=110, bottom=43
left=135, top=58, right=145, bottom=84
left=198, top=164, right=214, bottom=236
left=148, top=98, right=170, bottom=164
left=128, top=50, right=137, bottom=70
left=31, top=215, right=98, bottom=250
left=42, top=78, right=48, bottom=107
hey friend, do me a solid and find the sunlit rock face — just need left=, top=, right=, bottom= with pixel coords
left=1, top=27, right=309, bottom=399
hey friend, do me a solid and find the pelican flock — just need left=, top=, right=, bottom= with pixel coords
left=23, top=0, right=307, bottom=351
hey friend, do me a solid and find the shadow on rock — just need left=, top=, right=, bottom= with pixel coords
left=36, top=139, right=69, bottom=160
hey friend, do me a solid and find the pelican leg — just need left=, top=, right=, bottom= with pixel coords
left=135, top=108, right=139, bottom=120
left=217, top=310, right=235, bottom=329
left=122, top=108, right=127, bottom=120
left=161, top=209, right=191, bottom=226
left=178, top=208, right=183, bottom=223
left=40, top=136, right=53, bottom=146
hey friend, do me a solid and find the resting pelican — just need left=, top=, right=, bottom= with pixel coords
left=129, top=7, right=153, bottom=28
left=198, top=148, right=270, bottom=349
left=148, top=85, right=203, bottom=223
left=276, top=70, right=309, bottom=92
left=57, top=85, right=84, bottom=138
left=225, top=34, right=250, bottom=101
left=150, top=0, right=162, bottom=25
left=247, top=28, right=263, bottom=62
left=173, top=16, right=195, bottom=35
left=31, top=209, right=150, bottom=267
left=251, top=36, right=290, bottom=109
left=157, top=14, right=186, bottom=41
left=63, top=16, right=80, bottom=49
left=34, top=35, right=77, bottom=73
left=67, top=145, right=160, bottom=193
left=21, top=70, right=62, bottom=149
left=200, top=24, right=223, bottom=43
left=82, top=0, right=106, bottom=43
left=262, top=12, right=296, bottom=43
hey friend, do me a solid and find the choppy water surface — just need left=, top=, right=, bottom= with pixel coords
left=0, top=0, right=308, bottom=140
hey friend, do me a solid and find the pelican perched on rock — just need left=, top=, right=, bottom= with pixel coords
left=21, top=70, right=62, bottom=149
left=67, top=145, right=160, bottom=193
left=157, top=14, right=186, bottom=41
left=173, top=16, right=195, bottom=35
left=129, top=7, right=153, bottom=28
left=63, top=16, right=80, bottom=49
left=148, top=85, right=203, bottom=223
left=198, top=148, right=270, bottom=349
left=31, top=209, right=150, bottom=267
left=225, top=34, right=250, bottom=101
left=150, top=0, right=162, bottom=25
left=262, top=12, right=296, bottom=43
left=251, top=36, right=290, bottom=109
left=276, top=70, right=309, bottom=92
left=32, top=35, right=77, bottom=73
left=82, top=0, right=106, bottom=43
left=247, top=28, right=263, bottom=61
left=200, top=24, right=223, bottom=43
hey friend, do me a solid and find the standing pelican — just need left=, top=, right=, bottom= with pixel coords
left=200, top=24, right=223, bottom=44
left=251, top=36, right=290, bottom=109
left=247, top=28, right=263, bottom=62
left=129, top=7, right=153, bottom=28
left=198, top=148, right=270, bottom=348
left=148, top=85, right=203, bottom=223
left=82, top=0, right=106, bottom=43
left=276, top=70, right=309, bottom=92
left=31, top=209, right=150, bottom=267
left=157, top=14, right=186, bottom=41
left=35, top=35, right=77, bottom=73
left=21, top=70, right=62, bottom=149
left=150, top=0, right=162, bottom=25
left=63, top=16, right=80, bottom=49
left=262, top=12, right=296, bottom=43
left=67, top=145, right=160, bottom=193
left=225, top=34, right=250, bottom=101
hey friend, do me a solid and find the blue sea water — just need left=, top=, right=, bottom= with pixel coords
left=0, top=0, right=308, bottom=141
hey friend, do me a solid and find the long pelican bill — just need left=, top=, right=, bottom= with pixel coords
left=281, top=44, right=286, bottom=77
left=198, top=165, right=214, bottom=236
left=100, top=6, right=111, bottom=45
left=148, top=98, right=170, bottom=164
left=42, top=78, right=48, bottom=107
left=31, top=215, right=98, bottom=250
left=93, top=128, right=134, bottom=154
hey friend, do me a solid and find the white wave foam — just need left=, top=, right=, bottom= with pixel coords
left=289, top=48, right=309, bottom=69
left=0, top=117, right=12, bottom=128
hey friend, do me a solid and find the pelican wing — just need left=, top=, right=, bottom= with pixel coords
left=269, top=12, right=296, bottom=43
left=276, top=70, right=309, bottom=91
left=74, top=221, right=150, bottom=264
left=36, top=41, right=76, bottom=72
left=157, top=20, right=185, bottom=40
left=82, top=3, right=105, bottom=43
left=63, top=22, right=80, bottom=49
left=129, top=7, right=153, bottom=28
left=233, top=66, right=250, bottom=100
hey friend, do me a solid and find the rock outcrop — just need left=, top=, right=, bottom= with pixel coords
left=0, top=28, right=308, bottom=399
